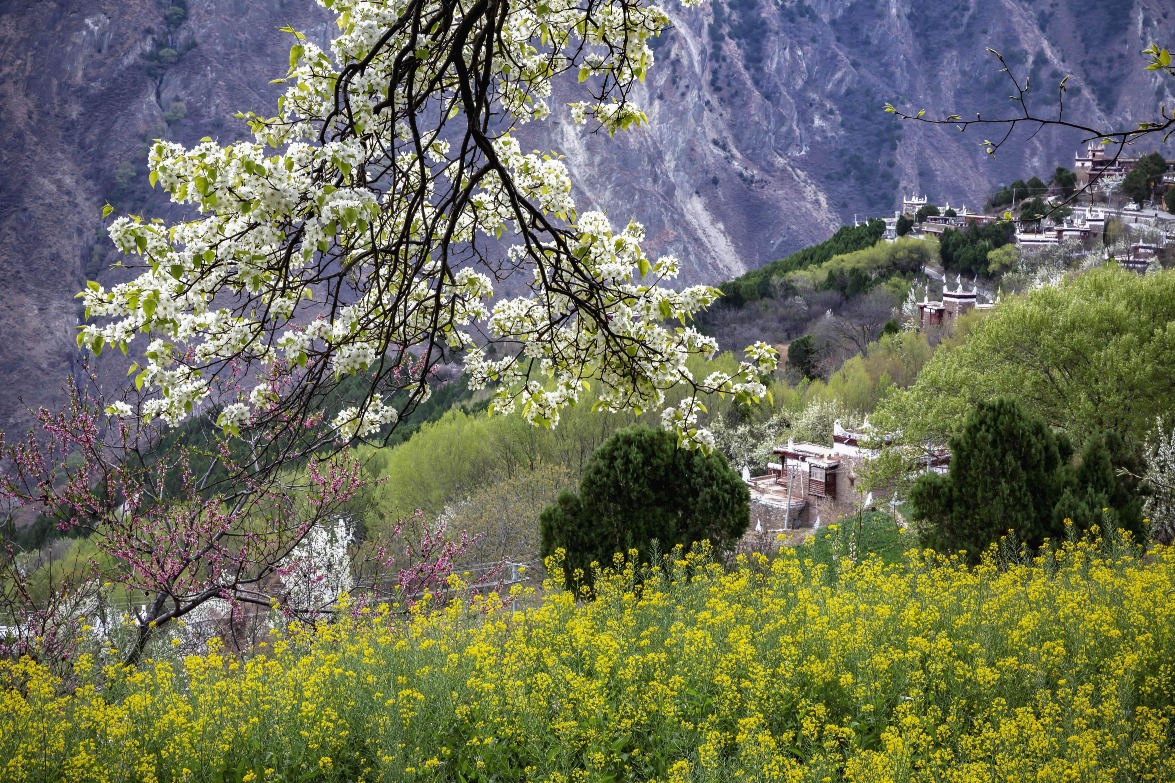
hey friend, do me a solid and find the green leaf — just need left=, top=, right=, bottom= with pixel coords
left=149, top=170, right=158, bottom=188
left=289, top=44, right=304, bottom=71
left=101, top=203, right=113, bottom=218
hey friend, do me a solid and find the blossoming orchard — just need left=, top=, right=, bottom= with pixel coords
left=79, top=0, right=775, bottom=450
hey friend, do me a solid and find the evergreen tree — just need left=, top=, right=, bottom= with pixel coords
left=1008, top=179, right=1029, bottom=203
left=540, top=427, right=749, bottom=588
left=1053, top=432, right=1146, bottom=542
left=915, top=204, right=940, bottom=223
left=786, top=334, right=820, bottom=380
left=910, top=399, right=1070, bottom=560
left=1121, top=152, right=1168, bottom=205
left=911, top=401, right=1147, bottom=559
left=990, top=186, right=1013, bottom=208
left=1018, top=197, right=1048, bottom=222
left=939, top=221, right=1015, bottom=275
left=1052, top=166, right=1077, bottom=198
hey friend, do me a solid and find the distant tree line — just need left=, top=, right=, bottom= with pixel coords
left=938, top=221, right=1016, bottom=276
left=718, top=220, right=886, bottom=306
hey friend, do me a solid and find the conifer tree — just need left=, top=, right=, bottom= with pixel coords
left=911, top=401, right=1147, bottom=559
left=910, top=399, right=1069, bottom=559
left=540, top=426, right=749, bottom=588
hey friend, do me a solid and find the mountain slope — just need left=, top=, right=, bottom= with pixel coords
left=0, top=0, right=1171, bottom=428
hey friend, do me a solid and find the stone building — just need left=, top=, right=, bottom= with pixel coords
left=915, top=276, right=995, bottom=330
left=746, top=422, right=879, bottom=530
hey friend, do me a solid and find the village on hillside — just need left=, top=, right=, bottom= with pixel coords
left=897, top=144, right=1175, bottom=261
left=742, top=144, right=1175, bottom=543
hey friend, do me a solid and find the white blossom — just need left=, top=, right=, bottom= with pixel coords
left=1142, top=417, right=1175, bottom=545
left=79, top=0, right=776, bottom=453
left=278, top=517, right=355, bottom=612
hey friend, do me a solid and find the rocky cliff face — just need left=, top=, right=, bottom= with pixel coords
left=548, top=0, right=1175, bottom=283
left=0, top=0, right=1171, bottom=428
left=0, top=0, right=330, bottom=430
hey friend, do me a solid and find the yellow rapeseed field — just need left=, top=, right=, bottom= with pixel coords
left=3, top=538, right=1175, bottom=783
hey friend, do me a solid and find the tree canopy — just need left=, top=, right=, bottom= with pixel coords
left=909, top=399, right=1144, bottom=560
left=1052, top=166, right=1077, bottom=198
left=1017, top=196, right=1048, bottom=222
left=874, top=266, right=1175, bottom=453
left=938, top=220, right=1014, bottom=276
left=914, top=203, right=940, bottom=223
left=786, top=335, right=819, bottom=381
left=910, top=399, right=1070, bottom=558
left=1121, top=152, right=1168, bottom=205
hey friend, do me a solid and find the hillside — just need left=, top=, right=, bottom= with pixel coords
left=1, top=0, right=1173, bottom=428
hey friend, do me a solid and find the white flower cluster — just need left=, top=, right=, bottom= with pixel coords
left=278, top=516, right=355, bottom=613
left=332, top=394, right=399, bottom=439
left=1143, top=418, right=1175, bottom=544
left=78, top=0, right=777, bottom=450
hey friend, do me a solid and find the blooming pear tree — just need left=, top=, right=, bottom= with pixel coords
left=79, top=0, right=776, bottom=458
left=7, top=0, right=784, bottom=668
